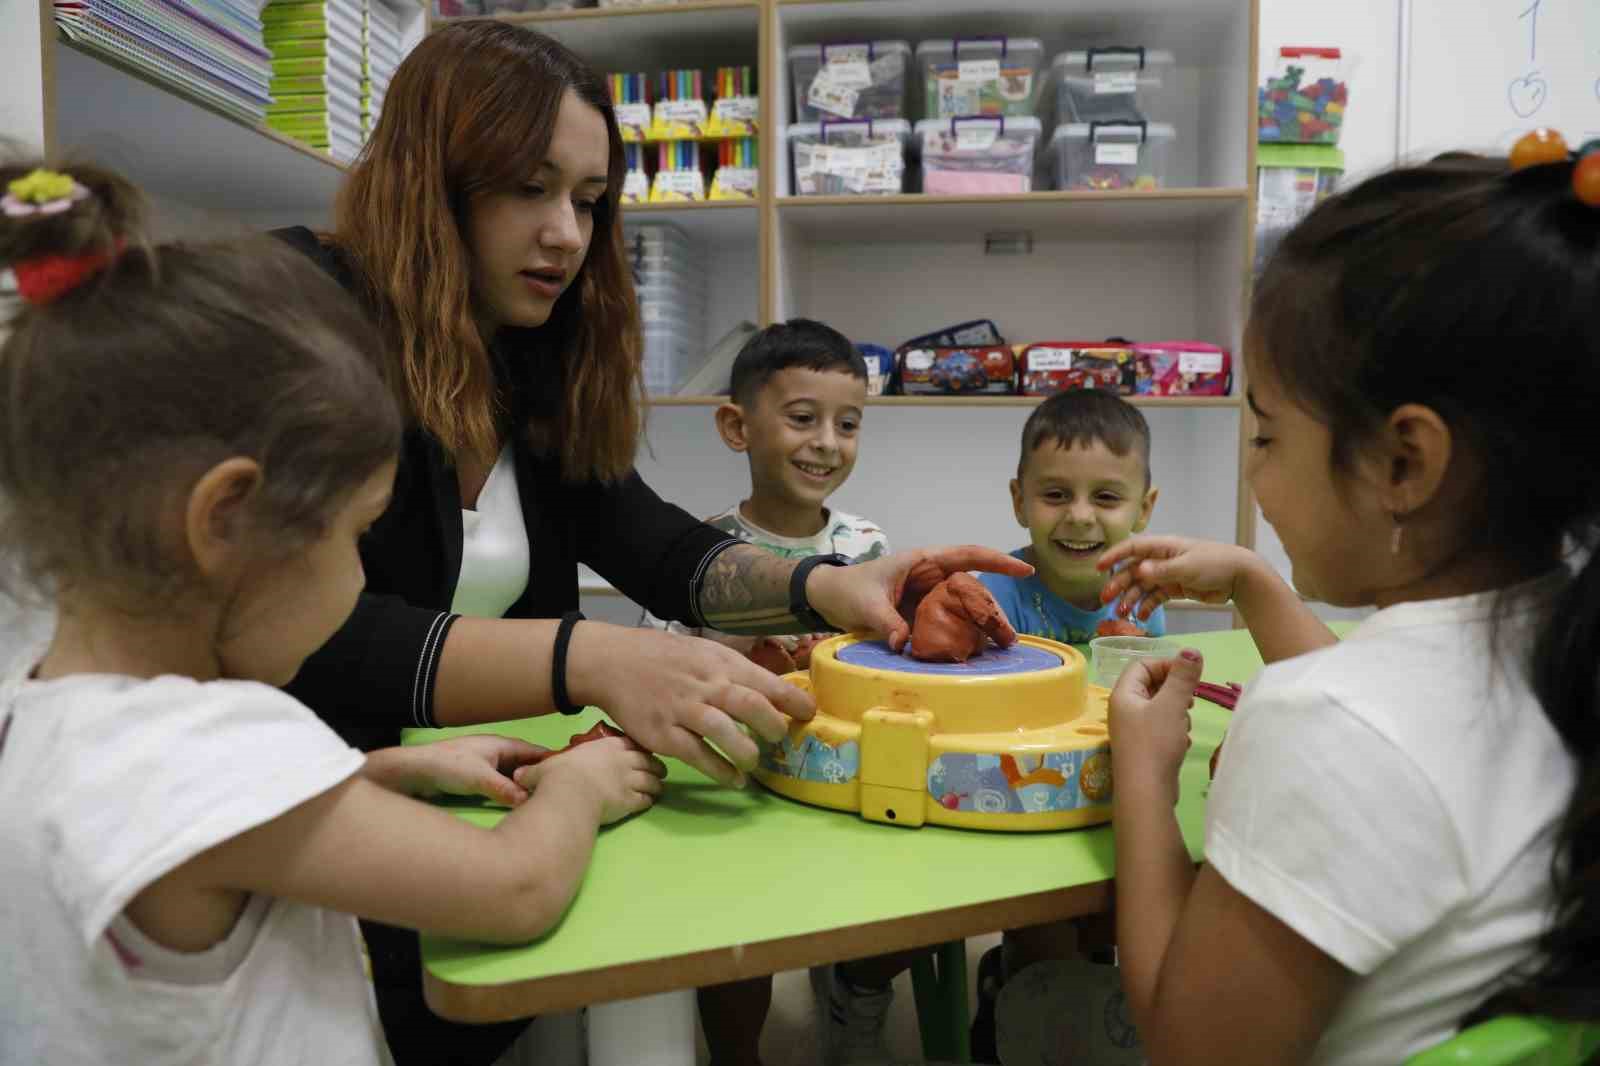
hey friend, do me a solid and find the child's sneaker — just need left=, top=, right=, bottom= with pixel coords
left=808, top=964, right=894, bottom=1066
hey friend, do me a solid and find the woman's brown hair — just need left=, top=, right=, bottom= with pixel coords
left=335, top=20, right=644, bottom=481
left=0, top=162, right=400, bottom=610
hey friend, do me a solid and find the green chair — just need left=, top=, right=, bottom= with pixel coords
left=1405, top=1016, right=1600, bottom=1066
left=910, top=940, right=972, bottom=1063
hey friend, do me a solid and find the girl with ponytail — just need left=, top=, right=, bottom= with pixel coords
left=0, top=163, right=666, bottom=1065
left=1081, top=139, right=1600, bottom=1064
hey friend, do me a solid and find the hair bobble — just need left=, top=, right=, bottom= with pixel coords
left=13, top=243, right=124, bottom=306
left=1509, top=128, right=1600, bottom=205
left=1, top=169, right=90, bottom=218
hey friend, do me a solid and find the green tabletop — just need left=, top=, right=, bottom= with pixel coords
left=407, top=628, right=1270, bottom=1020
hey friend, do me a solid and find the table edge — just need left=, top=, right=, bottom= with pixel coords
left=423, top=880, right=1112, bottom=1021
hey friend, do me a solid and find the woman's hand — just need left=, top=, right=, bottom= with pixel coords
left=1109, top=650, right=1204, bottom=808
left=1096, top=536, right=1260, bottom=619
left=514, top=737, right=668, bottom=826
left=364, top=734, right=551, bottom=807
left=565, top=623, right=816, bottom=788
left=805, top=546, right=1034, bottom=652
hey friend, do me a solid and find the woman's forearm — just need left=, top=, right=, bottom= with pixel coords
left=697, top=543, right=809, bottom=635
left=431, top=617, right=563, bottom=726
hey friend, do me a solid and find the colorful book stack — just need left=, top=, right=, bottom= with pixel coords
left=650, top=68, right=708, bottom=139
left=53, top=0, right=274, bottom=125
left=651, top=142, right=704, bottom=202
left=362, top=0, right=401, bottom=136
left=609, top=72, right=651, bottom=142
left=262, top=0, right=365, bottom=161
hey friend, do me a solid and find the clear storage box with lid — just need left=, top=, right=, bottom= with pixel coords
left=788, top=119, right=911, bottom=196
left=624, top=222, right=707, bottom=394
left=1052, top=47, right=1174, bottom=124
left=788, top=40, right=911, bottom=123
left=917, top=116, right=1042, bottom=195
left=918, top=37, right=1043, bottom=118
left=1050, top=121, right=1174, bottom=190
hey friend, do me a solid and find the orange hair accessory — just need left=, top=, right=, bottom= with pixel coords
left=1509, top=128, right=1600, bottom=206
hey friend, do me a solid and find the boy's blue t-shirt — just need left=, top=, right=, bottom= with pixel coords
left=979, top=549, right=1167, bottom=645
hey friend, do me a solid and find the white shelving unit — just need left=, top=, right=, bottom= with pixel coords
left=6, top=0, right=429, bottom=234
left=2, top=0, right=1262, bottom=634
left=454, top=0, right=1260, bottom=633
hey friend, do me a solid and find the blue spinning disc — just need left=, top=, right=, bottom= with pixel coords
left=835, top=639, right=1062, bottom=676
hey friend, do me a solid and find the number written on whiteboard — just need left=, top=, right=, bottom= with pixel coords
left=1509, top=70, right=1550, bottom=117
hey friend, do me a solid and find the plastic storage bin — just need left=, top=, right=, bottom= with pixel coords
left=1258, top=46, right=1346, bottom=144
left=788, top=120, right=911, bottom=196
left=918, top=37, right=1043, bottom=118
left=917, top=116, right=1042, bottom=195
left=1050, top=121, right=1174, bottom=190
left=1053, top=47, right=1173, bottom=124
left=625, top=222, right=707, bottom=395
left=788, top=41, right=911, bottom=122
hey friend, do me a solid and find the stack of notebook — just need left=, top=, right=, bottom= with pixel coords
left=53, top=0, right=274, bottom=124
left=261, top=0, right=365, bottom=161
left=362, top=0, right=401, bottom=136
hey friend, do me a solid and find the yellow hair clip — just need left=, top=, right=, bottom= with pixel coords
left=2, top=168, right=91, bottom=219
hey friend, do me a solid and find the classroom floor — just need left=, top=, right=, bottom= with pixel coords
left=704, top=933, right=999, bottom=1066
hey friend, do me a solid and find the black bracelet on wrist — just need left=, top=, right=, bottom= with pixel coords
left=552, top=610, right=586, bottom=715
left=789, top=553, right=849, bottom=633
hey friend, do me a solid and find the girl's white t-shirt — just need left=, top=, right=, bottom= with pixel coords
left=1206, top=572, right=1576, bottom=1064
left=0, top=666, right=389, bottom=1065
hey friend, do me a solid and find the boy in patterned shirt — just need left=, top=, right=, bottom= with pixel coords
left=644, top=320, right=910, bottom=1066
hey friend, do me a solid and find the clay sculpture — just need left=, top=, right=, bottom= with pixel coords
left=909, top=572, right=1019, bottom=663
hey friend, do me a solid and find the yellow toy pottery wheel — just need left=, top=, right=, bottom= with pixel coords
left=753, top=634, right=1113, bottom=831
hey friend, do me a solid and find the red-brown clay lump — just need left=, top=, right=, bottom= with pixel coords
left=747, top=638, right=798, bottom=676
left=909, top=573, right=1019, bottom=663
left=1096, top=617, right=1146, bottom=638
left=527, top=721, right=629, bottom=765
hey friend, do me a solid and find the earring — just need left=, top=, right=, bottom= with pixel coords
left=1390, top=513, right=1405, bottom=556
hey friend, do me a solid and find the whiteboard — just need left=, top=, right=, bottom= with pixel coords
left=1402, top=0, right=1600, bottom=160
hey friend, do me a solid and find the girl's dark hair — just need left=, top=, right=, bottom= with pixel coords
left=0, top=162, right=401, bottom=610
left=334, top=20, right=644, bottom=482
left=1253, top=155, right=1600, bottom=1022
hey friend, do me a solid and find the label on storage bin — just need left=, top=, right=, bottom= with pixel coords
left=1095, top=143, right=1140, bottom=165
left=1179, top=350, right=1225, bottom=374
left=809, top=68, right=862, bottom=119
left=804, top=143, right=903, bottom=194
left=904, top=349, right=935, bottom=371
left=1027, top=348, right=1074, bottom=371
left=958, top=58, right=1001, bottom=83
left=828, top=58, right=873, bottom=90
left=1094, top=71, right=1139, bottom=94
left=955, top=123, right=1000, bottom=150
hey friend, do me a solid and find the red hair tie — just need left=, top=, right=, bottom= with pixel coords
left=12, top=241, right=123, bottom=306
left=1509, top=128, right=1600, bottom=205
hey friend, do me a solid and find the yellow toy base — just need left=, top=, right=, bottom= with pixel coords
left=753, top=634, right=1114, bottom=832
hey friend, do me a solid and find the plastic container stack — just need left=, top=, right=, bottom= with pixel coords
left=624, top=224, right=707, bottom=395
left=1053, top=48, right=1173, bottom=124
left=1047, top=45, right=1178, bottom=190
left=918, top=116, right=1042, bottom=194
left=918, top=37, right=1043, bottom=118
left=1050, top=121, right=1175, bottom=190
left=789, top=41, right=912, bottom=123
left=788, top=119, right=912, bottom=196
